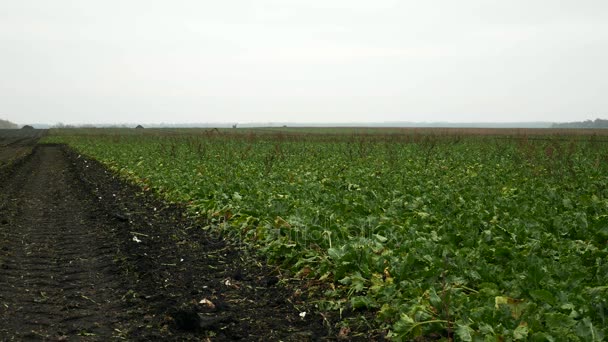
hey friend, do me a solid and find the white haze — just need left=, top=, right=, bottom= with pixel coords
left=1, top=0, right=607, bottom=125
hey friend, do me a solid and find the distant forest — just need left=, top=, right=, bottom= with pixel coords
left=0, top=119, right=18, bottom=129
left=552, top=118, right=608, bottom=128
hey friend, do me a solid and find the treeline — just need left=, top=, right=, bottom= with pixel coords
left=552, top=118, right=608, bottom=128
left=0, top=119, right=18, bottom=129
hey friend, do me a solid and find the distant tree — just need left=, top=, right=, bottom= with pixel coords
left=52, top=122, right=76, bottom=128
left=0, top=118, right=19, bottom=129
left=232, top=123, right=238, bottom=129
left=552, top=118, right=608, bottom=128
left=21, top=125, right=34, bottom=130
left=135, top=125, right=144, bottom=129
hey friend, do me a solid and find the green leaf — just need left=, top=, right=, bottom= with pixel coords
left=429, top=287, right=442, bottom=308
left=455, top=324, right=473, bottom=342
left=529, top=289, right=556, bottom=305
left=513, top=323, right=529, bottom=340
left=338, top=272, right=366, bottom=293
left=374, top=234, right=388, bottom=243
left=530, top=332, right=555, bottom=342
left=576, top=317, right=604, bottom=342
left=350, top=296, right=374, bottom=309
left=545, top=312, right=577, bottom=329
left=391, top=313, right=418, bottom=337
left=478, top=323, right=495, bottom=335
left=327, top=247, right=343, bottom=261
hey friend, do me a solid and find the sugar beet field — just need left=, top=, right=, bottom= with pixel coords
left=3, top=127, right=607, bottom=340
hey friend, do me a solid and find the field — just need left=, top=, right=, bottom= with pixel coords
left=42, top=127, right=608, bottom=341
left=0, top=129, right=328, bottom=341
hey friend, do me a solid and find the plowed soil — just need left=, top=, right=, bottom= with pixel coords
left=0, top=132, right=331, bottom=341
left=0, top=129, right=44, bottom=166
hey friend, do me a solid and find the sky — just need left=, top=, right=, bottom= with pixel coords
left=1, top=0, right=607, bottom=125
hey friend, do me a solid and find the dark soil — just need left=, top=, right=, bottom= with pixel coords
left=0, top=136, right=333, bottom=340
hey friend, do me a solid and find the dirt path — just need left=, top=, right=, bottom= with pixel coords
left=0, top=146, right=125, bottom=339
left=0, top=130, right=41, bottom=167
left=0, top=144, right=330, bottom=341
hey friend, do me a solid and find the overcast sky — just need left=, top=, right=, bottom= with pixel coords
left=1, top=1, right=607, bottom=125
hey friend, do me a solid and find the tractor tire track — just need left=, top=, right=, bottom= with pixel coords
left=0, top=146, right=126, bottom=340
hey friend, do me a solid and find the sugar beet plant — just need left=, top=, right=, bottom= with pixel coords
left=45, top=129, right=608, bottom=341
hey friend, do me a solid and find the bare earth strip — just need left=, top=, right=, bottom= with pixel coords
left=0, top=146, right=126, bottom=339
left=0, top=129, right=44, bottom=165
